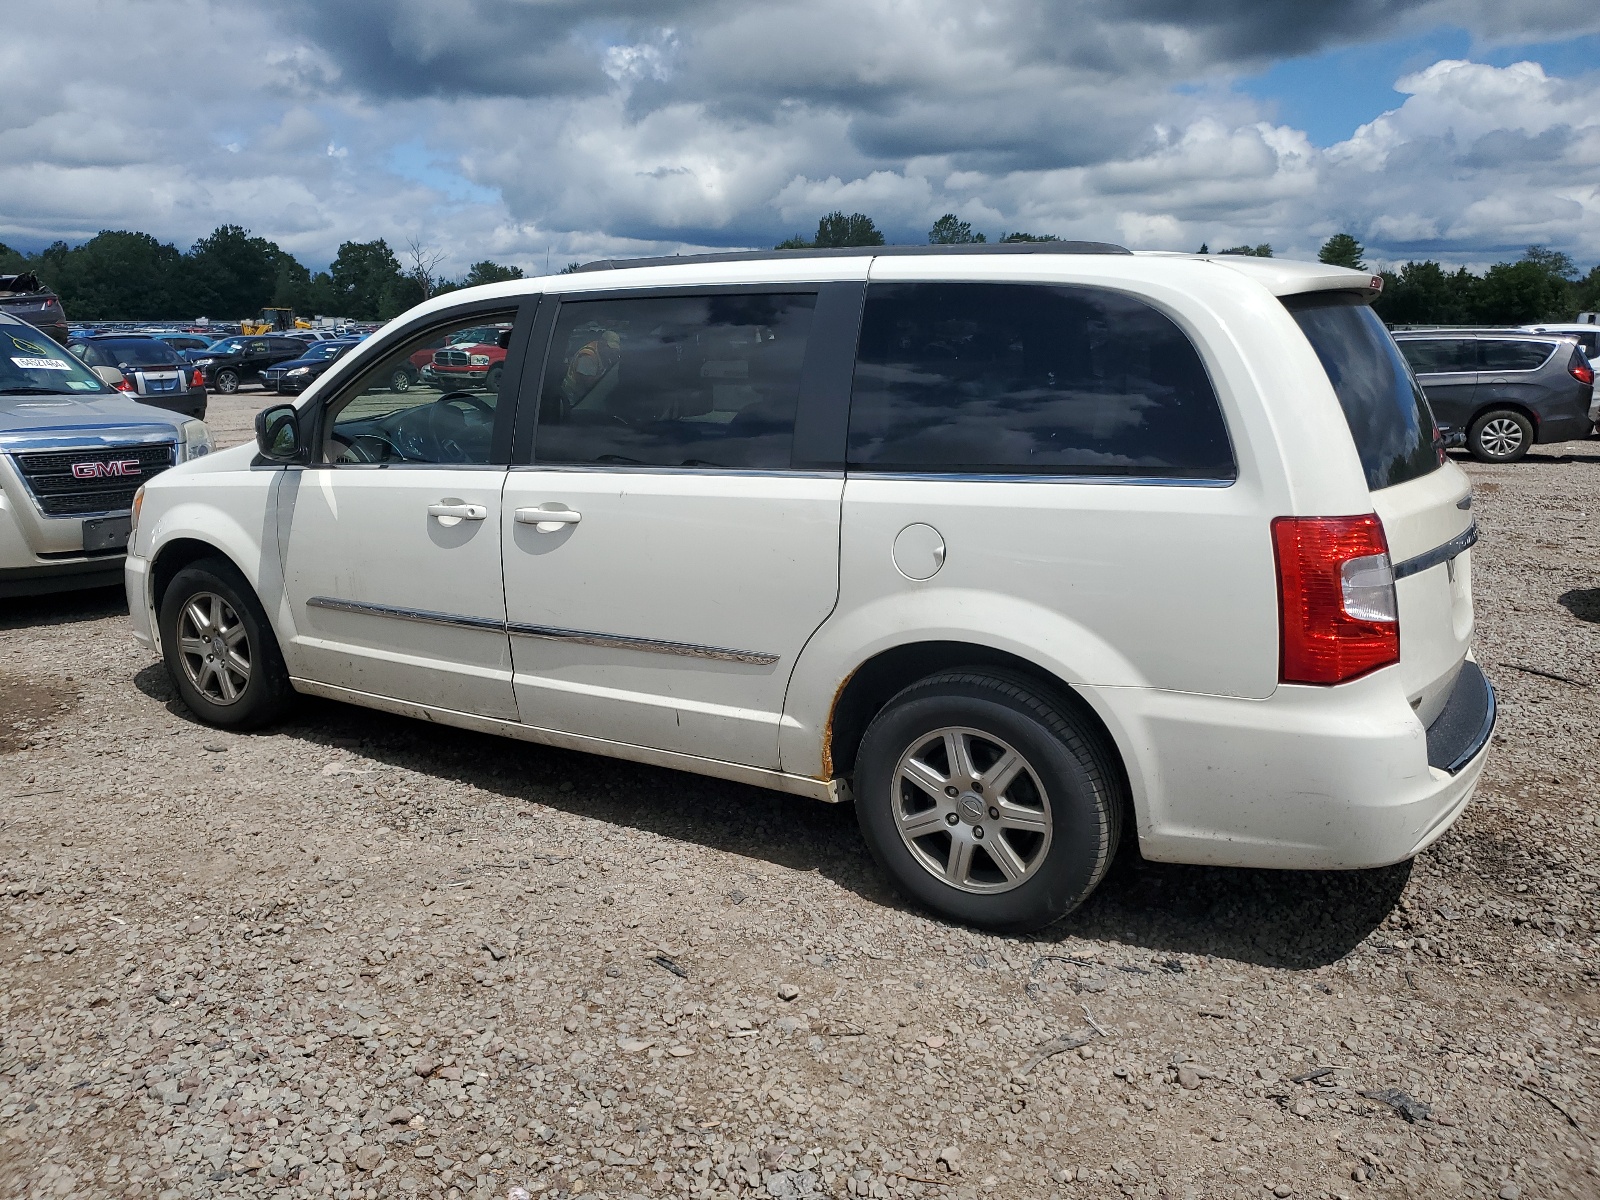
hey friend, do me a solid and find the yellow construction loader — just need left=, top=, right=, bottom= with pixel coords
left=240, top=307, right=312, bottom=335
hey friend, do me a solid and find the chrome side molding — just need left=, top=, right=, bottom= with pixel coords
left=305, top=595, right=778, bottom=665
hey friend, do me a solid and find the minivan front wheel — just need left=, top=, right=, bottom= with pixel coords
left=1468, top=409, right=1533, bottom=462
left=159, top=557, right=293, bottom=729
left=854, top=671, right=1122, bottom=932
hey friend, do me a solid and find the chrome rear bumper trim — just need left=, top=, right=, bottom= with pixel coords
left=1394, top=522, right=1478, bottom=580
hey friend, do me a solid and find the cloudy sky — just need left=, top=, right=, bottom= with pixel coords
left=3, top=0, right=1600, bottom=274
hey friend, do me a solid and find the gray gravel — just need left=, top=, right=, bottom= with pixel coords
left=1, top=406, right=1597, bottom=1200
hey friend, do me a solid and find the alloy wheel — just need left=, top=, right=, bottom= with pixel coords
left=1480, top=417, right=1525, bottom=457
left=176, top=591, right=251, bottom=705
left=891, top=726, right=1053, bottom=894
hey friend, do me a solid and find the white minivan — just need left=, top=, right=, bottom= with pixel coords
left=125, top=243, right=1493, bottom=930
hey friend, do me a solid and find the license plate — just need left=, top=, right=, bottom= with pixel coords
left=83, top=515, right=131, bottom=553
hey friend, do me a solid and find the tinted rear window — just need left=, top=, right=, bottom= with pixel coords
left=93, top=339, right=183, bottom=367
left=1285, top=294, right=1438, bottom=491
left=1479, top=339, right=1555, bottom=371
left=848, top=282, right=1235, bottom=477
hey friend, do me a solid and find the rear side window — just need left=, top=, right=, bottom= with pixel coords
left=534, top=292, right=816, bottom=469
left=1397, top=338, right=1477, bottom=374
left=1479, top=340, right=1554, bottom=371
left=1285, top=294, right=1439, bottom=491
left=847, top=282, right=1234, bottom=477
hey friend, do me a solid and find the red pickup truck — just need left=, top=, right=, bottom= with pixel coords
left=420, top=324, right=512, bottom=393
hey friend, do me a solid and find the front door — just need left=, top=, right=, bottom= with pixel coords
left=501, top=287, right=849, bottom=768
left=277, top=304, right=528, bottom=719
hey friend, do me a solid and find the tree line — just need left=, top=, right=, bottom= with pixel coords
left=7, top=216, right=1598, bottom=327
left=0, top=227, right=525, bottom=322
left=781, top=212, right=1600, bottom=326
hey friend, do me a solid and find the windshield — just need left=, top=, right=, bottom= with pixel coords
left=206, top=338, right=245, bottom=355
left=1284, top=293, right=1439, bottom=490
left=0, top=323, right=112, bottom=395
left=303, top=341, right=347, bottom=361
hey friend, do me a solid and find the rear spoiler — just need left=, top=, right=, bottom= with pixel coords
left=0, top=272, right=44, bottom=295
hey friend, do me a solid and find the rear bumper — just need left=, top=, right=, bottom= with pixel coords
left=1100, top=661, right=1493, bottom=871
left=1536, top=409, right=1595, bottom=443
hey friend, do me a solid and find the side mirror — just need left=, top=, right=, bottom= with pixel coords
left=255, top=404, right=306, bottom=463
left=91, top=365, right=124, bottom=387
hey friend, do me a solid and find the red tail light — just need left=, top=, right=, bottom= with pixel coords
left=1569, top=349, right=1594, bottom=386
left=191, top=367, right=204, bottom=388
left=114, top=378, right=135, bottom=392
left=1272, top=515, right=1399, bottom=685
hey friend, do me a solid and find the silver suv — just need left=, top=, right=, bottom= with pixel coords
left=1392, top=329, right=1594, bottom=462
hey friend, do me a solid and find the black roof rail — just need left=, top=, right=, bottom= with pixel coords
left=574, top=240, right=1132, bottom=273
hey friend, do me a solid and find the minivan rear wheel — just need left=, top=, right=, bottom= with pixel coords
left=853, top=670, right=1122, bottom=932
left=1468, top=408, right=1533, bottom=462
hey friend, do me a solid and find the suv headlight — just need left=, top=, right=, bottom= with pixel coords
left=182, top=419, right=212, bottom=460
left=195, top=357, right=214, bottom=366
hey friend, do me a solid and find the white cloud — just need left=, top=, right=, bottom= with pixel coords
left=1, top=0, right=1599, bottom=276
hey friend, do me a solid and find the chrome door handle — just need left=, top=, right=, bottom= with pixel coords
left=427, top=502, right=488, bottom=521
left=515, top=506, right=582, bottom=532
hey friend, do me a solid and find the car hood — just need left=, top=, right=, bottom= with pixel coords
left=270, top=354, right=331, bottom=372
left=0, top=393, right=187, bottom=437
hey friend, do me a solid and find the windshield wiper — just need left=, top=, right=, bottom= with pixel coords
left=0, top=386, right=72, bottom=395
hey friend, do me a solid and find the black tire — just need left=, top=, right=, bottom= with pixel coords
left=484, top=364, right=503, bottom=395
left=214, top=368, right=240, bottom=395
left=853, top=670, right=1123, bottom=932
left=158, top=556, right=293, bottom=730
left=389, top=368, right=413, bottom=393
left=1467, top=408, right=1533, bottom=462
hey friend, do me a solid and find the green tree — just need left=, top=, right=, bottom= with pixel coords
left=1571, top=265, right=1600, bottom=315
left=1000, top=232, right=1059, bottom=243
left=0, top=241, right=26, bottom=274
left=559, top=261, right=584, bottom=274
left=1318, top=233, right=1366, bottom=270
left=1372, top=261, right=1478, bottom=327
left=1473, top=255, right=1572, bottom=325
left=329, top=239, right=406, bottom=320
left=460, top=260, right=525, bottom=287
left=184, top=225, right=281, bottom=319
left=774, top=235, right=812, bottom=249
left=1218, top=243, right=1273, bottom=257
left=928, top=214, right=985, bottom=244
left=42, top=230, right=184, bottom=320
left=813, top=212, right=884, bottom=248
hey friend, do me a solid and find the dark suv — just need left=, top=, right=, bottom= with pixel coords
left=1393, top=329, right=1594, bottom=462
left=0, top=273, right=68, bottom=344
left=191, top=335, right=307, bottom=393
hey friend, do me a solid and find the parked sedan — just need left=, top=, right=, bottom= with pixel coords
left=259, top=339, right=360, bottom=394
left=189, top=335, right=308, bottom=393
left=65, top=335, right=207, bottom=419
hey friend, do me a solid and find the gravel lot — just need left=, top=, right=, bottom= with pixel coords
left=1, top=394, right=1596, bottom=1200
